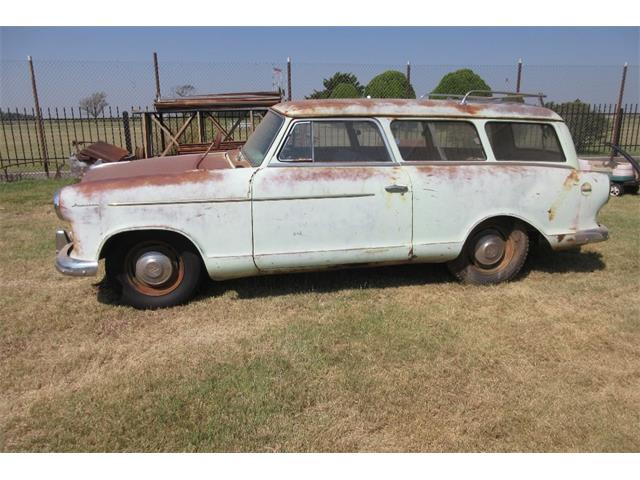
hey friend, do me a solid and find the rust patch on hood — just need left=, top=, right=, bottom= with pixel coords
left=81, top=152, right=234, bottom=184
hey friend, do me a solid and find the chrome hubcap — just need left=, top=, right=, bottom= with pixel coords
left=134, top=251, right=174, bottom=286
left=473, top=233, right=506, bottom=267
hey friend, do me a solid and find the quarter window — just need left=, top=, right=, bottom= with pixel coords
left=390, top=120, right=486, bottom=161
left=485, top=122, right=565, bottom=162
left=278, top=120, right=391, bottom=163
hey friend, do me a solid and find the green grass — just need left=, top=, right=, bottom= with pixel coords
left=0, top=179, right=639, bottom=452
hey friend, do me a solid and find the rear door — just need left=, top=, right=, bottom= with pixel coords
left=251, top=119, right=413, bottom=272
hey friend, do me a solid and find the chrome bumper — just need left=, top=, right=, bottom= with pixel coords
left=554, top=225, right=609, bottom=250
left=55, top=242, right=98, bottom=277
left=574, top=226, right=609, bottom=245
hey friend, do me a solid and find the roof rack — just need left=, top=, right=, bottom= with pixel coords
left=422, top=90, right=546, bottom=106
left=461, top=90, right=546, bottom=106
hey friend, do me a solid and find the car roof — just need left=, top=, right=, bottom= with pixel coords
left=271, top=98, right=563, bottom=121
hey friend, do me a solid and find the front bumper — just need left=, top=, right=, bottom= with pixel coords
left=554, top=225, right=609, bottom=250
left=55, top=242, right=98, bottom=277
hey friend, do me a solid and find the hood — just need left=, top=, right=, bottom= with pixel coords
left=81, top=150, right=248, bottom=183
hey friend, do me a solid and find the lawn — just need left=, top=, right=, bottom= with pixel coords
left=0, top=179, right=638, bottom=452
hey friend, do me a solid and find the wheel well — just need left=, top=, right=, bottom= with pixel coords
left=99, top=229, right=202, bottom=260
left=469, top=215, right=548, bottom=247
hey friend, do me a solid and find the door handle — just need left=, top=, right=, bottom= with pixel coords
left=385, top=184, right=409, bottom=194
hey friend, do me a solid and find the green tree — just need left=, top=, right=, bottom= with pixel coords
left=365, top=70, right=416, bottom=99
left=547, top=99, right=611, bottom=153
left=430, top=68, right=491, bottom=97
left=329, top=82, right=361, bottom=99
left=306, top=72, right=364, bottom=99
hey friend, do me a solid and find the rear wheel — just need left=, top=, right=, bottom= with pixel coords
left=447, top=220, right=529, bottom=285
left=107, top=233, right=202, bottom=309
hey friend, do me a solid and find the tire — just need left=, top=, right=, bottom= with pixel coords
left=107, top=232, right=202, bottom=309
left=447, top=220, right=529, bottom=285
left=609, top=183, right=624, bottom=197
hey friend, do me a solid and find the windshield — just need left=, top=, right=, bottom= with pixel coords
left=241, top=111, right=284, bottom=167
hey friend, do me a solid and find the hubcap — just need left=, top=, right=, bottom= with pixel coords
left=134, top=251, right=174, bottom=286
left=473, top=233, right=506, bottom=268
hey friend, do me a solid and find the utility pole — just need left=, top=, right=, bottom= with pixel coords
left=516, top=58, right=523, bottom=93
left=28, top=56, right=49, bottom=177
left=153, top=52, right=161, bottom=100
left=610, top=62, right=628, bottom=160
left=287, top=57, right=292, bottom=101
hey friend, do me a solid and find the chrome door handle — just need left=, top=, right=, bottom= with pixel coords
left=385, top=184, right=409, bottom=194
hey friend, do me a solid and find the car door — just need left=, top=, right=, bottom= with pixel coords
left=251, top=118, right=413, bottom=272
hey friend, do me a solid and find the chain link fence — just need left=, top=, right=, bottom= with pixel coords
left=1, top=58, right=638, bottom=176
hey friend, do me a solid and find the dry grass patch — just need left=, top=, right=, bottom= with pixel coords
left=0, top=179, right=639, bottom=451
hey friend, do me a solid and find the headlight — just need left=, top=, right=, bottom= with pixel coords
left=53, top=188, right=66, bottom=220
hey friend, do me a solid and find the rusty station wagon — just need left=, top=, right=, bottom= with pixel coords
left=54, top=93, right=610, bottom=309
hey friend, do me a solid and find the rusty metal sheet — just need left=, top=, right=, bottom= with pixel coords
left=76, top=141, right=131, bottom=163
left=154, top=91, right=282, bottom=111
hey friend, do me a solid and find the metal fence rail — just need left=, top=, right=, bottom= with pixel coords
left=1, top=102, right=639, bottom=174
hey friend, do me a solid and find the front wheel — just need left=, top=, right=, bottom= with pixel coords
left=107, top=233, right=202, bottom=309
left=447, top=220, right=529, bottom=285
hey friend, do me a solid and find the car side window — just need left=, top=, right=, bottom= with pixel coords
left=279, top=122, right=312, bottom=162
left=390, top=120, right=486, bottom=161
left=485, top=122, right=566, bottom=162
left=278, top=120, right=392, bottom=163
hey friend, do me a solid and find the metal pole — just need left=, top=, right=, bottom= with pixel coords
left=610, top=62, right=628, bottom=158
left=516, top=58, right=523, bottom=93
left=153, top=52, right=161, bottom=100
left=122, top=111, right=132, bottom=153
left=28, top=56, right=49, bottom=177
left=287, top=57, right=292, bottom=101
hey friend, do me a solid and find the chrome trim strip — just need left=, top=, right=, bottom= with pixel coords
left=108, top=198, right=249, bottom=206
left=268, top=162, right=397, bottom=168
left=400, top=160, right=574, bottom=169
left=254, top=193, right=375, bottom=202
left=55, top=243, right=99, bottom=277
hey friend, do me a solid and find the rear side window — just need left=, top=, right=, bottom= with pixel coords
left=390, top=120, right=486, bottom=161
left=485, top=122, right=565, bottom=162
left=278, top=120, right=391, bottom=163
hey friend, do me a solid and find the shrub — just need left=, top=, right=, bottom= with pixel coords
left=329, top=83, right=361, bottom=99
left=306, top=72, right=364, bottom=99
left=365, top=70, right=416, bottom=99
left=431, top=69, right=491, bottom=97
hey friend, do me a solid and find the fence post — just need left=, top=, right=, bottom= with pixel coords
left=516, top=58, right=523, bottom=93
left=27, top=56, right=49, bottom=177
left=287, top=57, right=292, bottom=101
left=406, top=61, right=411, bottom=96
left=610, top=62, right=628, bottom=158
left=153, top=52, right=161, bottom=100
left=122, top=111, right=132, bottom=153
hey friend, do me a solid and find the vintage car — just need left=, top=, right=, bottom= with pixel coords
left=54, top=94, right=610, bottom=309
